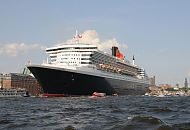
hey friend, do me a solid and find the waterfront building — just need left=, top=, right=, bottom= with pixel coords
left=2, top=74, right=11, bottom=89
left=159, top=84, right=172, bottom=90
left=149, top=76, right=156, bottom=87
left=0, top=73, right=3, bottom=89
left=1, top=73, right=42, bottom=96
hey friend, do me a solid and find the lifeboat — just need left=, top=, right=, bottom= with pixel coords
left=92, top=92, right=106, bottom=97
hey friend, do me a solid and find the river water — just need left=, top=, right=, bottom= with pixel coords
left=0, top=96, right=190, bottom=130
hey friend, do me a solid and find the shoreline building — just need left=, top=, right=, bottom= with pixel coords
left=1, top=73, right=42, bottom=96
left=0, top=73, right=3, bottom=89
left=149, top=76, right=156, bottom=87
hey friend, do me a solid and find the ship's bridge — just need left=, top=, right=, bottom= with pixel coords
left=46, top=43, right=97, bottom=66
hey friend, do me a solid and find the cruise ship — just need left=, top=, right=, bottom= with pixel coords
left=27, top=32, right=150, bottom=96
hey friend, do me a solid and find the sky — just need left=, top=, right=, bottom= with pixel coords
left=0, top=0, right=190, bottom=86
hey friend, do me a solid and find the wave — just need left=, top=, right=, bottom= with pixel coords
left=151, top=107, right=173, bottom=113
left=130, top=115, right=164, bottom=125
left=172, top=122, right=190, bottom=130
left=119, top=115, right=166, bottom=130
left=64, top=125, right=76, bottom=130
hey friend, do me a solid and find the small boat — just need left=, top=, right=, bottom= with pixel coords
left=0, top=88, right=29, bottom=97
left=91, top=92, right=106, bottom=97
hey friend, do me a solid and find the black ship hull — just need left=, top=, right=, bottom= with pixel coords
left=27, top=65, right=149, bottom=95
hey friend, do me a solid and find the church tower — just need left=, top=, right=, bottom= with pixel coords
left=184, top=78, right=188, bottom=88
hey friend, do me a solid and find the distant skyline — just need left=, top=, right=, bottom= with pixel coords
left=0, top=0, right=190, bottom=86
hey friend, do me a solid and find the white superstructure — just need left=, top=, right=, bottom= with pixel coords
left=46, top=44, right=97, bottom=67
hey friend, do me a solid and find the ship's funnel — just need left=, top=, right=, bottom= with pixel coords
left=112, top=46, right=118, bottom=57
left=112, top=46, right=124, bottom=60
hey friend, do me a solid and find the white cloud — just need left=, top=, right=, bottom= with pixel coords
left=64, top=30, right=127, bottom=53
left=0, top=43, right=46, bottom=57
left=80, top=30, right=100, bottom=44
left=1, top=30, right=127, bottom=57
left=65, top=30, right=100, bottom=45
left=100, top=38, right=128, bottom=53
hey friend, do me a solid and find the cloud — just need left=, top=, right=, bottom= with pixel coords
left=0, top=43, right=46, bottom=57
left=0, top=30, right=127, bottom=57
left=64, top=30, right=128, bottom=53
left=65, top=30, right=100, bottom=45
left=79, top=30, right=100, bottom=44
left=100, top=38, right=128, bottom=53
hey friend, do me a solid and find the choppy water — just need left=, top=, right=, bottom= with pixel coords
left=0, top=96, right=190, bottom=130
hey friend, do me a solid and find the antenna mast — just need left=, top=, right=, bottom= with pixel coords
left=132, top=55, right=135, bottom=66
left=74, top=30, right=82, bottom=44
